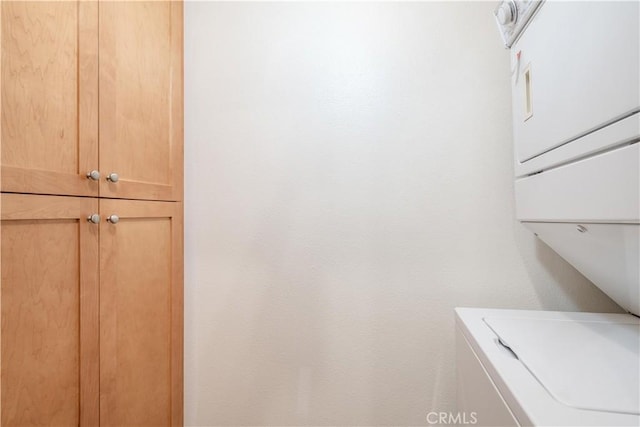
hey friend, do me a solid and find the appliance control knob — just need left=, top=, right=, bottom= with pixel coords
left=497, top=1, right=516, bottom=25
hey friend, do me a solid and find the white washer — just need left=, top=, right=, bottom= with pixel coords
left=456, top=308, right=640, bottom=427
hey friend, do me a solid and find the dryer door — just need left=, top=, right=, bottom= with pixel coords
left=511, top=1, right=639, bottom=163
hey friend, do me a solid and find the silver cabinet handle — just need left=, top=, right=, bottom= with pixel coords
left=86, top=170, right=101, bottom=181
left=87, top=214, right=101, bottom=224
left=107, top=215, right=120, bottom=224
left=106, top=172, right=119, bottom=183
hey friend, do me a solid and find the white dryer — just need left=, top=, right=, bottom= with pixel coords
left=456, top=2, right=640, bottom=425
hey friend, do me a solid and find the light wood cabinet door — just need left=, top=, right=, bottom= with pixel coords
left=0, top=194, right=99, bottom=426
left=99, top=199, right=183, bottom=426
left=99, top=1, right=183, bottom=201
left=1, top=1, right=99, bottom=196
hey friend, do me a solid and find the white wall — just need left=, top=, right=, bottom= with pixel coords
left=184, top=2, right=622, bottom=425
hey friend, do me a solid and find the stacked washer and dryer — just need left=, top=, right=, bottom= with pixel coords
left=456, top=1, right=640, bottom=426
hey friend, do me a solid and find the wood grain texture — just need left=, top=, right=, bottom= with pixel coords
left=99, top=199, right=182, bottom=426
left=172, top=201, right=184, bottom=426
left=171, top=1, right=184, bottom=202
left=99, top=0, right=183, bottom=201
left=78, top=0, right=99, bottom=197
left=1, top=1, right=99, bottom=196
left=0, top=194, right=99, bottom=426
left=1, top=1, right=184, bottom=423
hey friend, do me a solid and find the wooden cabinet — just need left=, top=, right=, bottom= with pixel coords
left=1, top=194, right=100, bottom=426
left=1, top=0, right=183, bottom=201
left=99, top=199, right=183, bottom=426
left=99, top=1, right=183, bottom=201
left=0, top=195, right=183, bottom=426
left=1, top=1, right=99, bottom=197
left=1, top=1, right=184, bottom=425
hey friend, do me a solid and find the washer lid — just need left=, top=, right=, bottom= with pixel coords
left=484, top=316, right=640, bottom=415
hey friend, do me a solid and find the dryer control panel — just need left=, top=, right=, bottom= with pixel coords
left=494, top=0, right=542, bottom=48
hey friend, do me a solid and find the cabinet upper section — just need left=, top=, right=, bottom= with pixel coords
left=98, top=1, right=183, bottom=201
left=511, top=1, right=639, bottom=166
left=1, top=1, right=98, bottom=196
left=1, top=1, right=183, bottom=201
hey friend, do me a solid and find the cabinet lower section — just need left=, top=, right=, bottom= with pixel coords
left=0, top=193, right=183, bottom=426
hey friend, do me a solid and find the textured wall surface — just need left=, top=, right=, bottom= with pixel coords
left=184, top=2, right=622, bottom=425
